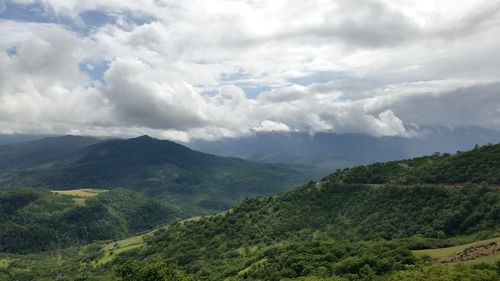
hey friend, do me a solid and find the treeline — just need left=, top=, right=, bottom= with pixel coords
left=0, top=188, right=177, bottom=253
left=109, top=182, right=500, bottom=280
left=326, top=143, right=500, bottom=184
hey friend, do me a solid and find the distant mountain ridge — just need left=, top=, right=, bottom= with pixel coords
left=189, top=126, right=500, bottom=177
left=0, top=135, right=101, bottom=170
left=0, top=134, right=50, bottom=145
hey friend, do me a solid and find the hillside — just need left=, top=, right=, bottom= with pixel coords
left=0, top=135, right=307, bottom=214
left=99, top=143, right=500, bottom=280
left=6, top=182, right=498, bottom=280
left=111, top=183, right=499, bottom=280
left=326, top=142, right=500, bottom=185
left=413, top=237, right=500, bottom=264
left=0, top=187, right=177, bottom=254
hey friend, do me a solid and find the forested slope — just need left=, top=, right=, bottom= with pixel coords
left=0, top=188, right=177, bottom=253
left=109, top=182, right=500, bottom=281
left=326, top=143, right=500, bottom=184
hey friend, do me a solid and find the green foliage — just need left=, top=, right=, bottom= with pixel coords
left=115, top=183, right=499, bottom=280
left=326, top=143, right=500, bottom=184
left=0, top=188, right=177, bottom=253
left=2, top=183, right=500, bottom=280
left=115, top=257, right=194, bottom=281
left=380, top=262, right=500, bottom=281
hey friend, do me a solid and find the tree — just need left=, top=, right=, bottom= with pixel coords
left=115, top=257, right=194, bottom=281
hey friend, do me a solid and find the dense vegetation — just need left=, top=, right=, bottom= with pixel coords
left=0, top=188, right=177, bottom=253
left=327, top=143, right=500, bottom=184
left=0, top=135, right=306, bottom=214
left=104, top=182, right=499, bottom=281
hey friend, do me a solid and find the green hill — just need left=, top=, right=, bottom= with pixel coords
left=10, top=182, right=497, bottom=280
left=0, top=187, right=177, bottom=254
left=326, top=143, right=500, bottom=184
left=106, top=182, right=498, bottom=281
left=0, top=135, right=307, bottom=214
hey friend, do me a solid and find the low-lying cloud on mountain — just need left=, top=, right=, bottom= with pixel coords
left=1, top=0, right=500, bottom=141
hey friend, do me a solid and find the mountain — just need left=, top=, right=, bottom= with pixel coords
left=0, top=135, right=101, bottom=170
left=189, top=126, right=500, bottom=178
left=0, top=135, right=307, bottom=214
left=5, top=143, right=499, bottom=280
left=0, top=134, right=50, bottom=146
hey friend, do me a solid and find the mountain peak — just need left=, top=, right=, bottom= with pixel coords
left=135, top=135, right=155, bottom=140
left=128, top=135, right=161, bottom=144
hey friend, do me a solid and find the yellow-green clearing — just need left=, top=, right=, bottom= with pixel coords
left=95, top=225, right=169, bottom=266
left=51, top=188, right=109, bottom=206
left=0, top=258, right=12, bottom=268
left=51, top=188, right=109, bottom=197
left=413, top=236, right=500, bottom=265
left=95, top=214, right=219, bottom=266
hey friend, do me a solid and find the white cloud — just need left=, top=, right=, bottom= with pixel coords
left=0, top=1, right=499, bottom=141
left=254, top=120, right=291, bottom=132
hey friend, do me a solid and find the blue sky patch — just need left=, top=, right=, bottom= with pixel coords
left=79, top=60, right=110, bottom=84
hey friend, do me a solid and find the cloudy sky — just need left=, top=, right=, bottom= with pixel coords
left=1, top=0, right=500, bottom=141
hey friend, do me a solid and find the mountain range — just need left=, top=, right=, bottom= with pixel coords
left=190, top=126, right=500, bottom=177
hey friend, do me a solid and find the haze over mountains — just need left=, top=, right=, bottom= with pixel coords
left=190, top=126, right=500, bottom=176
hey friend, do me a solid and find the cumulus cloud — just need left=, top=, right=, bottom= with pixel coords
left=254, top=121, right=291, bottom=133
left=100, top=57, right=208, bottom=130
left=0, top=1, right=499, bottom=140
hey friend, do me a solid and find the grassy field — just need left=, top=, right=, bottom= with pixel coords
left=95, top=225, right=169, bottom=265
left=51, top=188, right=109, bottom=197
left=95, top=214, right=216, bottom=265
left=0, top=258, right=11, bottom=268
left=51, top=188, right=108, bottom=206
left=413, top=236, right=500, bottom=264
left=96, top=235, right=145, bottom=265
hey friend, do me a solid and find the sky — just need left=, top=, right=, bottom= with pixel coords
left=0, top=0, right=499, bottom=141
